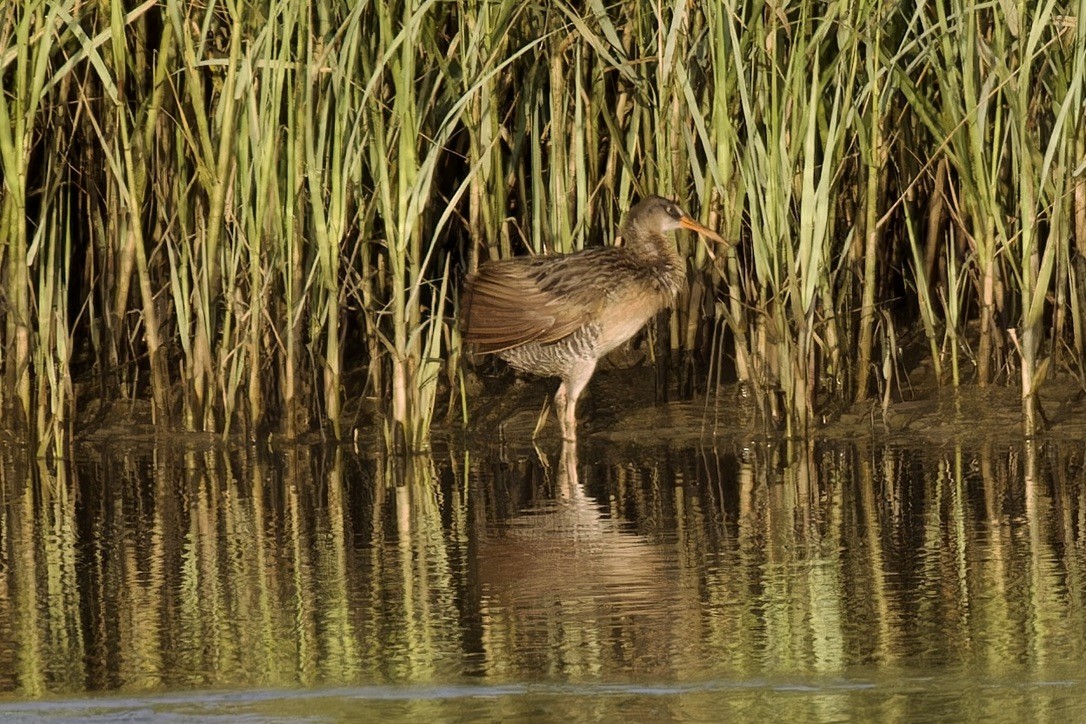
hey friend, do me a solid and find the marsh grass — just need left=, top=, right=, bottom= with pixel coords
left=1, top=0, right=1083, bottom=450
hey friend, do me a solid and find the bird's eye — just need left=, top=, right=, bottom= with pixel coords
left=668, top=205, right=681, bottom=218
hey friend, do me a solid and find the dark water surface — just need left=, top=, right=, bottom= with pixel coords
left=1, top=435, right=1085, bottom=721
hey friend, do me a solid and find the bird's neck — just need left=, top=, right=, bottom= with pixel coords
left=620, top=227, right=676, bottom=263
left=619, top=227, right=685, bottom=299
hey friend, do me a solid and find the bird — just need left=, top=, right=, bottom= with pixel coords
left=459, top=195, right=727, bottom=441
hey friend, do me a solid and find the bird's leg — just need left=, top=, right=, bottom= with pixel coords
left=561, top=394, right=577, bottom=443
left=553, top=382, right=569, bottom=441
left=559, top=360, right=597, bottom=443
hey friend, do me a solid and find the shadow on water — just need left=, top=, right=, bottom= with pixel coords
left=1, top=436, right=1085, bottom=720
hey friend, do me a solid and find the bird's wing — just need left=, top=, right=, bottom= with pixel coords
left=459, top=253, right=610, bottom=354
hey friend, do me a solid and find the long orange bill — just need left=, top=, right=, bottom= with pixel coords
left=678, top=215, right=730, bottom=260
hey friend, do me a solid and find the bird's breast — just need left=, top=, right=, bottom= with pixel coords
left=594, top=278, right=677, bottom=356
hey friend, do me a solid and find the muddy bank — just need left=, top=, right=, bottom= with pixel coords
left=63, top=358, right=1086, bottom=451
left=460, top=361, right=1086, bottom=449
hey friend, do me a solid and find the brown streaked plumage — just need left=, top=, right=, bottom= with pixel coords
left=460, top=195, right=726, bottom=441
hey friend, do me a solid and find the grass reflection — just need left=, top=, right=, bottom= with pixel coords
left=0, top=438, right=1083, bottom=716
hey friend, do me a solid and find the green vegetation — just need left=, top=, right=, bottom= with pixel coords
left=1, top=0, right=1083, bottom=450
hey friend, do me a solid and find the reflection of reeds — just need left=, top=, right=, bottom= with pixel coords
left=3, top=2, right=1084, bottom=443
left=386, top=452, right=459, bottom=679
left=3, top=441, right=1086, bottom=695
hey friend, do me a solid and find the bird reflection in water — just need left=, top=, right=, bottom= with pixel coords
left=474, top=440, right=678, bottom=676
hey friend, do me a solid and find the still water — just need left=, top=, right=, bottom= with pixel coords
left=1, top=435, right=1085, bottom=721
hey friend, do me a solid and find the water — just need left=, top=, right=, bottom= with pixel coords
left=1, top=436, right=1085, bottom=721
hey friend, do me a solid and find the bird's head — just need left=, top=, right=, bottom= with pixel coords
left=620, top=195, right=726, bottom=249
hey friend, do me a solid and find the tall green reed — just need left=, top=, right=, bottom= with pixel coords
left=0, top=2, right=57, bottom=435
